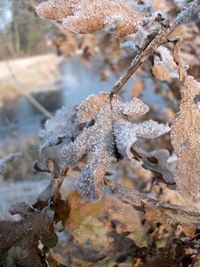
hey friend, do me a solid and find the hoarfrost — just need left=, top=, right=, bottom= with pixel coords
left=39, top=106, right=80, bottom=153
left=60, top=92, right=170, bottom=199
left=36, top=0, right=144, bottom=38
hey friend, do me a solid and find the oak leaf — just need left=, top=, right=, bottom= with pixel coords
left=60, top=92, right=170, bottom=199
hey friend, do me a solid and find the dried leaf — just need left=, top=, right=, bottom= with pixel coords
left=60, top=92, right=170, bottom=199
left=171, top=76, right=200, bottom=201
left=33, top=169, right=70, bottom=226
left=114, top=120, right=170, bottom=159
left=131, top=146, right=175, bottom=186
left=0, top=203, right=57, bottom=266
left=36, top=0, right=144, bottom=38
left=152, top=46, right=179, bottom=82
left=39, top=107, right=81, bottom=153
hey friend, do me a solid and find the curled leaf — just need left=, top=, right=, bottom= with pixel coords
left=152, top=46, right=179, bottom=82
left=114, top=120, right=170, bottom=159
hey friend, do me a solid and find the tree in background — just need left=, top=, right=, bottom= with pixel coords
left=0, top=0, right=50, bottom=59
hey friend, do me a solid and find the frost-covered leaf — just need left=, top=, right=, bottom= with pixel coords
left=114, top=120, right=170, bottom=159
left=36, top=0, right=144, bottom=38
left=0, top=153, right=21, bottom=175
left=60, top=92, right=169, bottom=199
left=39, top=106, right=81, bottom=153
left=171, top=76, right=200, bottom=201
left=152, top=46, right=179, bottom=82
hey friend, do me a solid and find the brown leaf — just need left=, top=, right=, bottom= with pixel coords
left=0, top=203, right=57, bottom=266
left=36, top=0, right=144, bottom=38
left=171, top=76, right=200, bottom=201
left=131, top=146, right=175, bottom=186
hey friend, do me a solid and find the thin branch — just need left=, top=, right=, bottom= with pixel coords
left=110, top=0, right=200, bottom=96
left=104, top=178, right=200, bottom=227
left=6, top=60, right=52, bottom=118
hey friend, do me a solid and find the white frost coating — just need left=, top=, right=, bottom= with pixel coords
left=114, top=120, right=170, bottom=159
left=39, top=106, right=79, bottom=153
left=114, top=120, right=138, bottom=159
left=122, top=97, right=149, bottom=120
left=60, top=92, right=170, bottom=199
left=36, top=0, right=144, bottom=38
left=132, top=120, right=171, bottom=138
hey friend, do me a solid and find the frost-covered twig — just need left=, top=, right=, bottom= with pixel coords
left=110, top=0, right=200, bottom=96
left=105, top=178, right=200, bottom=227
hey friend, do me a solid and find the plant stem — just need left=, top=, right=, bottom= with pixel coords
left=110, top=0, right=200, bottom=96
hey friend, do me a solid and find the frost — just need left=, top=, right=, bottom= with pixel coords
left=39, top=106, right=81, bottom=153
left=114, top=120, right=170, bottom=159
left=171, top=76, right=200, bottom=201
left=105, top=178, right=200, bottom=227
left=152, top=46, right=179, bottom=82
left=36, top=0, right=144, bottom=38
left=60, top=92, right=170, bottom=199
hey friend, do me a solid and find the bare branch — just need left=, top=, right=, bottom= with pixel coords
left=105, top=178, right=200, bottom=227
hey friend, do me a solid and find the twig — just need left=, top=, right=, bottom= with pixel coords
left=6, top=60, right=52, bottom=118
left=104, top=178, right=200, bottom=227
left=110, top=0, right=200, bottom=96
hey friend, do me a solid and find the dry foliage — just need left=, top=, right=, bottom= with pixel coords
left=60, top=92, right=169, bottom=199
left=171, top=76, right=200, bottom=202
left=0, top=203, right=57, bottom=266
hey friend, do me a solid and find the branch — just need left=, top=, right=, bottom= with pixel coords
left=104, top=178, right=200, bottom=227
left=6, top=60, right=52, bottom=118
left=110, top=0, right=200, bottom=96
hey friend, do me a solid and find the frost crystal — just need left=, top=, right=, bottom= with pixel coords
left=39, top=106, right=80, bottom=153
left=171, top=76, right=200, bottom=201
left=36, top=0, right=144, bottom=38
left=60, top=92, right=170, bottom=199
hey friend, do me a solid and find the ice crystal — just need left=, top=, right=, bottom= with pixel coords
left=60, top=92, right=170, bottom=199
left=36, top=0, right=144, bottom=38
left=39, top=106, right=81, bottom=153
left=114, top=120, right=171, bottom=159
left=171, top=76, right=200, bottom=201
